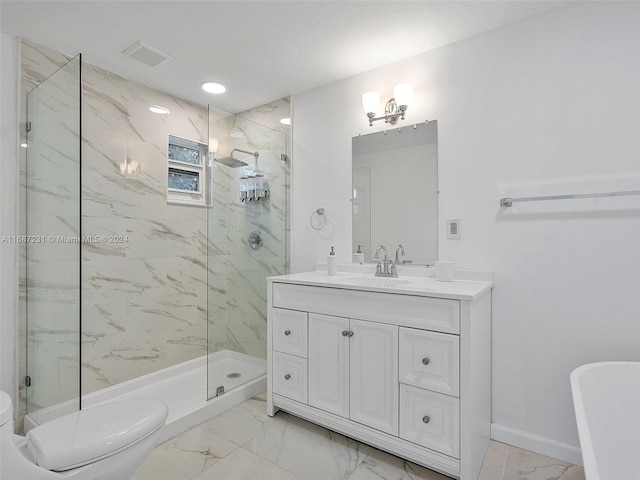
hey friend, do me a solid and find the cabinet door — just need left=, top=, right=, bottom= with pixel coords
left=308, top=313, right=350, bottom=417
left=349, top=319, right=398, bottom=435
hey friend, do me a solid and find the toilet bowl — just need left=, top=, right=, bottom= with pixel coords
left=0, top=390, right=168, bottom=479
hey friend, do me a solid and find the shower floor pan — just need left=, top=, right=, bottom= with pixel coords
left=24, top=349, right=266, bottom=442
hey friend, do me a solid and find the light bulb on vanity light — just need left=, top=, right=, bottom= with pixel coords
left=393, top=83, right=413, bottom=109
left=362, top=91, right=380, bottom=117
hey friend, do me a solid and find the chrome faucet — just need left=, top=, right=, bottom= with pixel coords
left=374, top=245, right=397, bottom=278
left=390, top=244, right=405, bottom=277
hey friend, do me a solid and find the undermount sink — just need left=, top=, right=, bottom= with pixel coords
left=338, top=275, right=434, bottom=290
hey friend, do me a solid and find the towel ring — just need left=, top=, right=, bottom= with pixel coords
left=310, top=208, right=327, bottom=231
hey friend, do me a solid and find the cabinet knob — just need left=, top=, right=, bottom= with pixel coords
left=422, top=415, right=430, bottom=424
left=342, top=330, right=349, bottom=336
left=284, top=330, right=291, bottom=336
left=347, top=331, right=354, bottom=337
left=422, top=357, right=430, bottom=365
left=284, top=374, right=291, bottom=380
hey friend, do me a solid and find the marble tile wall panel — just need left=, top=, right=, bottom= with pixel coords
left=217, top=112, right=290, bottom=361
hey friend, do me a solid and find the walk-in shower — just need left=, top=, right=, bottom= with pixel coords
left=18, top=40, right=290, bottom=436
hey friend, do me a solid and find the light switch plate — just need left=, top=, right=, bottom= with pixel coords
left=447, top=219, right=460, bottom=239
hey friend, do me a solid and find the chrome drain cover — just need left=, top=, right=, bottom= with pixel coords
left=227, top=372, right=241, bottom=379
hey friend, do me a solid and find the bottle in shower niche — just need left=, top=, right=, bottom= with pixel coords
left=327, top=246, right=337, bottom=275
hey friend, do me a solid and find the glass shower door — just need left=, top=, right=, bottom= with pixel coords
left=25, top=54, right=81, bottom=422
left=207, top=110, right=289, bottom=400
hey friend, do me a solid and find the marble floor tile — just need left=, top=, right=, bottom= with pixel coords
left=137, top=422, right=239, bottom=480
left=483, top=441, right=509, bottom=471
left=139, top=395, right=585, bottom=480
left=503, top=445, right=585, bottom=480
left=191, top=447, right=302, bottom=480
left=243, top=411, right=370, bottom=480
left=478, top=464, right=504, bottom=480
left=346, top=446, right=451, bottom=480
left=200, top=395, right=269, bottom=445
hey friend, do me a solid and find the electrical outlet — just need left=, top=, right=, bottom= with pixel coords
left=447, top=219, right=460, bottom=239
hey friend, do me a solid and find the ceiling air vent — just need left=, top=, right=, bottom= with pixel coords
left=122, top=41, right=172, bottom=67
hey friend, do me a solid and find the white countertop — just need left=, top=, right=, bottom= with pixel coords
left=268, top=267, right=493, bottom=301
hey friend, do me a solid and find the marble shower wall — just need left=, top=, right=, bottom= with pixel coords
left=208, top=110, right=290, bottom=364
left=80, top=60, right=211, bottom=395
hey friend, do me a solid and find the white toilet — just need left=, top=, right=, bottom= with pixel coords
left=0, top=390, right=168, bottom=479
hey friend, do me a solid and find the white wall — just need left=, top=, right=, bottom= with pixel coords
left=0, top=33, right=19, bottom=402
left=292, top=2, right=640, bottom=463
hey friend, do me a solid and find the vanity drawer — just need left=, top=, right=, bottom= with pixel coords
left=272, top=283, right=460, bottom=334
left=399, top=327, right=459, bottom=396
left=399, top=384, right=460, bottom=459
left=273, top=352, right=308, bottom=404
left=273, top=308, right=308, bottom=357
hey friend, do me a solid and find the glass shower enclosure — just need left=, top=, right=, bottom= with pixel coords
left=19, top=44, right=288, bottom=424
left=24, top=54, right=82, bottom=421
left=207, top=111, right=289, bottom=400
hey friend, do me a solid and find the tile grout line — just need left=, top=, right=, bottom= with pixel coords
left=501, top=445, right=509, bottom=480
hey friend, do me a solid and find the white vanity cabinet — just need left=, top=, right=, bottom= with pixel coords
left=308, top=313, right=399, bottom=435
left=267, top=271, right=493, bottom=480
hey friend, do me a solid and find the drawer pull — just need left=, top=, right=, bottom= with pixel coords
left=284, top=374, right=291, bottom=380
left=284, top=330, right=291, bottom=336
left=422, top=357, right=430, bottom=365
left=422, top=415, right=430, bottom=424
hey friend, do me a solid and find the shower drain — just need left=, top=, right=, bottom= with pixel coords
left=227, top=372, right=241, bottom=379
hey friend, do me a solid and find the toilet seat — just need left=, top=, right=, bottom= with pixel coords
left=26, top=398, right=168, bottom=472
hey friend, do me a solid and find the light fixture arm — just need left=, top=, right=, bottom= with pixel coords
left=366, top=98, right=408, bottom=126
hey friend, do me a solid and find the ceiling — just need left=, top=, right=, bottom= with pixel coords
left=1, top=1, right=568, bottom=114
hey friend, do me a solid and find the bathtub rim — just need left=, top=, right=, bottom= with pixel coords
left=570, top=360, right=640, bottom=480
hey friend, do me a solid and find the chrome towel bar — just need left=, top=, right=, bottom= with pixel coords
left=500, top=190, right=640, bottom=207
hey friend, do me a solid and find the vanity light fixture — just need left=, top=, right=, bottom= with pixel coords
left=149, top=105, right=170, bottom=115
left=202, top=82, right=226, bottom=94
left=362, top=83, right=413, bottom=127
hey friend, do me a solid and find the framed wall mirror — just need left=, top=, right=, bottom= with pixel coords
left=352, top=121, right=438, bottom=266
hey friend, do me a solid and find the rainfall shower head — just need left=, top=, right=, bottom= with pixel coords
left=214, top=156, right=248, bottom=168
left=213, top=148, right=259, bottom=168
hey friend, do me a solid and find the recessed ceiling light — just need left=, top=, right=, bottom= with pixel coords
left=280, top=118, right=291, bottom=125
left=149, top=105, right=170, bottom=115
left=202, top=82, right=226, bottom=94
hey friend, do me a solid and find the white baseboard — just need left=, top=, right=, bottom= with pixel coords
left=491, top=423, right=583, bottom=466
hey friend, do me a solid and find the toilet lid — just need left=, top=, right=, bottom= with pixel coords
left=26, top=398, right=168, bottom=472
left=0, top=391, right=13, bottom=426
